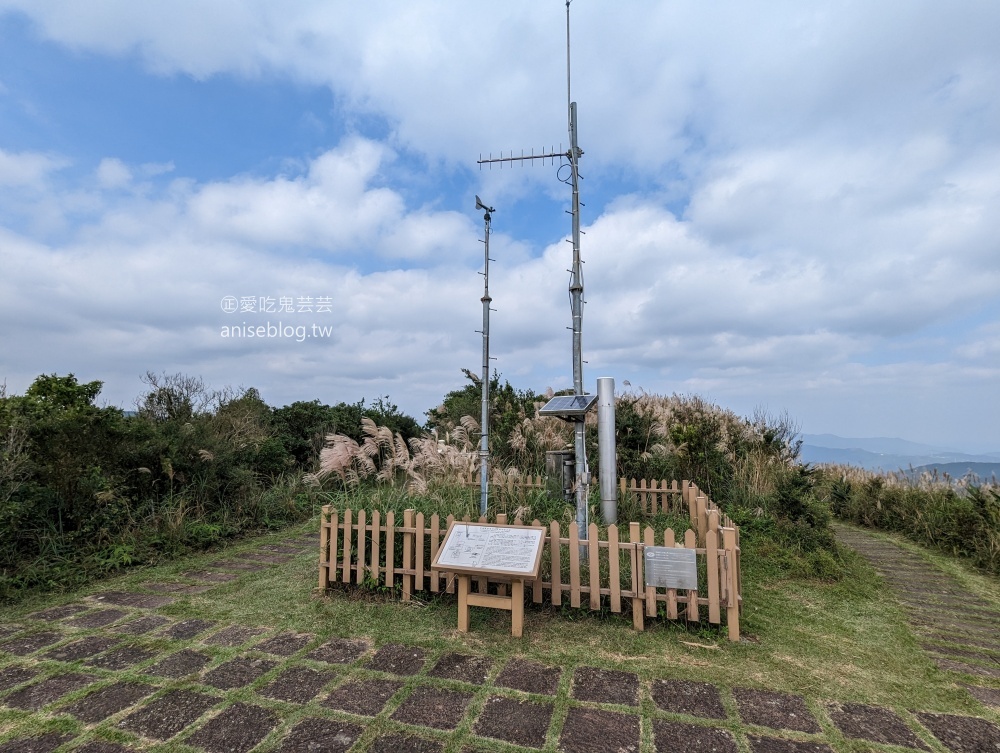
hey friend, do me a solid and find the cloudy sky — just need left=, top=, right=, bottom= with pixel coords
left=1, top=1, right=998, bottom=453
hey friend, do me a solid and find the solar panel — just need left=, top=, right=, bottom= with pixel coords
left=538, top=393, right=598, bottom=418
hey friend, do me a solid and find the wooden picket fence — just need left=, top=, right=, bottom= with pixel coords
left=318, top=481, right=742, bottom=640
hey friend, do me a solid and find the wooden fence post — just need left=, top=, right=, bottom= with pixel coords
left=341, top=508, right=352, bottom=585
left=384, top=510, right=395, bottom=589
left=401, top=509, right=413, bottom=601
left=723, top=527, right=740, bottom=641
left=550, top=521, right=562, bottom=606
left=630, top=522, right=644, bottom=631
left=319, top=505, right=331, bottom=590
left=684, top=528, right=699, bottom=622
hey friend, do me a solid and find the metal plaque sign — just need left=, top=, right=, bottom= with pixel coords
left=644, top=546, right=698, bottom=590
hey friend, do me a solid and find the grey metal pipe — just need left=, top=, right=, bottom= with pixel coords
left=597, top=377, right=617, bottom=524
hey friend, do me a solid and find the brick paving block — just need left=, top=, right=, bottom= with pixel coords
left=0, top=732, right=74, bottom=753
left=558, top=707, right=640, bottom=753
left=86, top=645, right=159, bottom=671
left=90, top=591, right=175, bottom=609
left=827, top=702, right=929, bottom=750
left=27, top=604, right=89, bottom=621
left=61, top=681, right=157, bottom=723
left=257, top=631, right=314, bottom=656
left=652, top=720, right=738, bottom=753
left=276, top=717, right=364, bottom=753
left=322, top=678, right=402, bottom=715
left=391, top=687, right=474, bottom=730
left=307, top=637, right=370, bottom=665
left=571, top=666, right=639, bottom=706
left=369, top=733, right=444, bottom=753
left=186, top=701, right=280, bottom=753
left=367, top=643, right=426, bottom=675
left=3, top=672, right=96, bottom=711
left=236, top=552, right=292, bottom=563
left=72, top=742, right=137, bottom=753
left=161, top=618, right=217, bottom=640
left=495, top=658, right=561, bottom=696
left=118, top=688, right=218, bottom=741
left=182, top=571, right=240, bottom=583
left=733, top=688, right=821, bottom=734
left=746, top=736, right=835, bottom=753
left=202, top=625, right=268, bottom=647
left=651, top=679, right=726, bottom=719
left=64, top=609, right=128, bottom=629
left=1, top=631, right=64, bottom=656
left=474, top=695, right=553, bottom=748
left=207, top=559, right=265, bottom=571
left=916, top=711, right=1000, bottom=753
left=42, top=635, right=119, bottom=662
left=0, top=666, right=38, bottom=691
left=935, top=657, right=1000, bottom=679
left=145, top=648, right=211, bottom=678
left=112, top=615, right=171, bottom=635
left=259, top=666, right=335, bottom=704
left=428, top=653, right=493, bottom=684
left=202, top=656, right=277, bottom=690
left=965, top=685, right=1000, bottom=707
left=140, top=581, right=190, bottom=593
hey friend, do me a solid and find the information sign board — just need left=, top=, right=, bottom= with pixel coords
left=432, top=522, right=545, bottom=578
left=644, top=546, right=698, bottom=591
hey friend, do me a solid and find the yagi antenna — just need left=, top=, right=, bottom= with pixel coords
left=475, top=0, right=591, bottom=543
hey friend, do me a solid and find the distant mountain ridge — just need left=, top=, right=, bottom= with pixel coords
left=799, top=433, right=1000, bottom=475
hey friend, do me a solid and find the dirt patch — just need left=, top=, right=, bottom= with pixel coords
left=0, top=666, right=37, bottom=691
left=827, top=702, right=928, bottom=750
left=203, top=626, right=268, bottom=647
left=495, top=658, right=561, bottom=696
left=746, top=737, right=834, bottom=753
left=28, top=604, right=88, bottom=622
left=652, top=720, right=738, bottom=753
left=182, top=571, right=240, bottom=583
left=965, top=685, right=1000, bottom=708
left=916, top=711, right=1000, bottom=753
left=732, top=688, right=821, bottom=734
left=86, top=644, right=158, bottom=671
left=186, top=701, right=280, bottom=753
left=473, top=695, right=553, bottom=748
left=3, top=672, right=96, bottom=711
left=322, top=678, right=402, bottom=715
left=145, top=648, right=211, bottom=678
left=390, top=686, right=474, bottom=730
left=558, top=707, right=640, bottom=753
left=276, top=718, right=363, bottom=753
left=64, top=609, right=128, bottom=629
left=202, top=656, right=277, bottom=690
left=89, top=591, right=174, bottom=608
left=112, top=615, right=171, bottom=635
left=261, top=545, right=301, bottom=554
left=1, top=631, right=64, bottom=655
left=570, top=666, right=639, bottom=707
left=42, top=636, right=119, bottom=662
left=367, top=643, right=427, bottom=675
left=924, top=632, right=1000, bottom=653
left=118, top=688, right=218, bottom=741
left=0, top=732, right=74, bottom=753
left=0, top=626, right=21, bottom=639
left=259, top=666, right=335, bottom=704
left=427, top=652, right=492, bottom=684
left=307, top=637, right=371, bottom=665
left=369, top=732, right=444, bottom=753
left=650, top=679, right=726, bottom=719
left=61, top=682, right=157, bottom=723
left=161, top=618, right=217, bottom=640
left=921, top=642, right=999, bottom=663
left=257, top=631, right=314, bottom=656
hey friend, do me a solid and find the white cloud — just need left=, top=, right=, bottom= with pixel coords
left=0, top=148, right=68, bottom=188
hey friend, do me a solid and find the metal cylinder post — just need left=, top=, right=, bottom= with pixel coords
left=597, top=377, right=617, bottom=524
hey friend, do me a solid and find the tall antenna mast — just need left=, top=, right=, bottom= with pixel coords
left=478, top=0, right=590, bottom=538
left=475, top=195, right=495, bottom=516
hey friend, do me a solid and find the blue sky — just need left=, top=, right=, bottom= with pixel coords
left=1, top=1, right=999, bottom=453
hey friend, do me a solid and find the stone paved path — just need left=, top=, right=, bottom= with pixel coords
left=0, top=528, right=998, bottom=752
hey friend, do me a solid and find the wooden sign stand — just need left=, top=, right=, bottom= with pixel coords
left=431, top=521, right=545, bottom=638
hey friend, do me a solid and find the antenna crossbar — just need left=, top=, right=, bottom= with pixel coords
left=477, top=148, right=567, bottom=168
